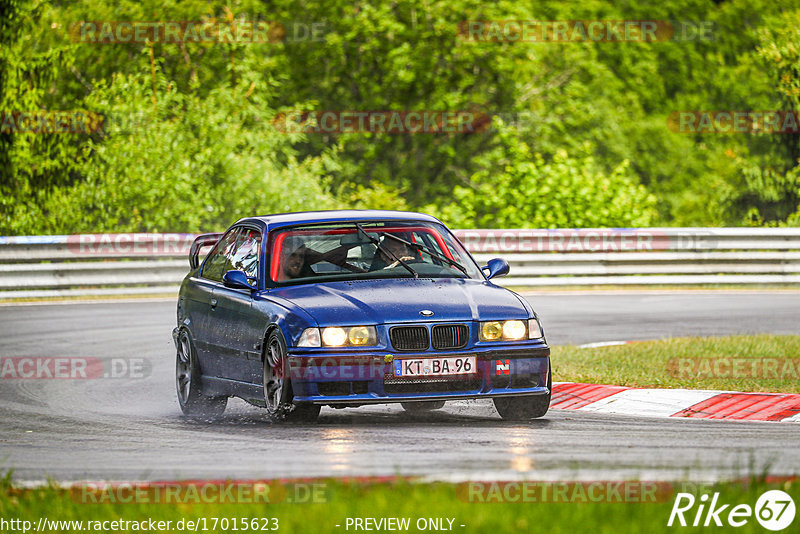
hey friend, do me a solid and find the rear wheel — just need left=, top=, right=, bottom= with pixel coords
left=493, top=363, right=551, bottom=420
left=263, top=330, right=320, bottom=422
left=401, top=401, right=445, bottom=412
left=176, top=330, right=227, bottom=417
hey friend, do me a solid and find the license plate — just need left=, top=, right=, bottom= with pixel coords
left=393, top=356, right=476, bottom=377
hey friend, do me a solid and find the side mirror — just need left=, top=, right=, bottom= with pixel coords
left=482, top=258, right=510, bottom=280
left=222, top=270, right=254, bottom=290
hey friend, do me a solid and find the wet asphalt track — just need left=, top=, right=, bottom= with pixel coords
left=0, top=292, right=798, bottom=484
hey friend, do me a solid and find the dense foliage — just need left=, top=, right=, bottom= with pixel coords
left=1, top=0, right=799, bottom=233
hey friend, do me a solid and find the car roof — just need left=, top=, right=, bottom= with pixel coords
left=234, top=210, right=443, bottom=230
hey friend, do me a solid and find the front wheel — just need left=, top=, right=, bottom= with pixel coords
left=175, top=330, right=227, bottom=417
left=493, top=363, right=551, bottom=420
left=263, top=330, right=320, bottom=423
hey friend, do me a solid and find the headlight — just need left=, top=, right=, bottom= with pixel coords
left=298, top=328, right=321, bottom=347
left=480, top=320, right=527, bottom=341
left=480, top=321, right=504, bottom=341
left=299, top=326, right=378, bottom=347
left=503, top=320, right=527, bottom=340
left=348, top=326, right=374, bottom=346
left=528, top=318, right=544, bottom=339
left=322, top=327, right=348, bottom=347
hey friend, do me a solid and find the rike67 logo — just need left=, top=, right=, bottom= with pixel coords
left=668, top=490, right=795, bottom=530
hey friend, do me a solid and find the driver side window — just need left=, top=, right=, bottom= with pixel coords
left=229, top=229, right=262, bottom=285
left=201, top=228, right=241, bottom=282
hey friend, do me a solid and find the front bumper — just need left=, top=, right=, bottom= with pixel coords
left=286, top=344, right=550, bottom=405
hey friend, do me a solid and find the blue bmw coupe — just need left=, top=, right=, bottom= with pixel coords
left=173, top=210, right=550, bottom=421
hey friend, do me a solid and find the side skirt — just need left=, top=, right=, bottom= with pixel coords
left=200, top=375, right=264, bottom=406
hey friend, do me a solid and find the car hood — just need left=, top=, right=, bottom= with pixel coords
left=264, top=278, right=528, bottom=325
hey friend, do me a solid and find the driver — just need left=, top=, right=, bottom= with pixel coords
left=378, top=238, right=416, bottom=269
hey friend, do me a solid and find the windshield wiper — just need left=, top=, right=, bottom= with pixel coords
left=354, top=223, right=419, bottom=278
left=379, top=232, right=469, bottom=277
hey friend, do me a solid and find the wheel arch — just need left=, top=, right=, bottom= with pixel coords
left=176, top=323, right=195, bottom=338
left=260, top=321, right=293, bottom=362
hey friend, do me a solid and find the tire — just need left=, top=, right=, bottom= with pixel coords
left=493, top=363, right=551, bottom=421
left=263, top=329, right=320, bottom=423
left=401, top=401, right=446, bottom=412
left=176, top=330, right=227, bottom=417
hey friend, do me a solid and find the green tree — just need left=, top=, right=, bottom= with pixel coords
left=5, top=0, right=800, bottom=233
left=9, top=58, right=338, bottom=234
left=755, top=9, right=800, bottom=225
left=0, top=0, right=83, bottom=232
left=433, top=124, right=657, bottom=228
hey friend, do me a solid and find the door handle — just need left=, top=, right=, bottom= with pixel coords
left=210, top=298, right=217, bottom=310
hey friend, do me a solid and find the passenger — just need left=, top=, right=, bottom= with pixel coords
left=278, top=245, right=314, bottom=280
left=278, top=241, right=354, bottom=280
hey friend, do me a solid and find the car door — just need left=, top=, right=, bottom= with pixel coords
left=194, top=227, right=241, bottom=375
left=208, top=226, right=265, bottom=383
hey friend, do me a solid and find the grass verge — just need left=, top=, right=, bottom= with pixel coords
left=0, top=477, right=797, bottom=533
left=552, top=335, right=800, bottom=393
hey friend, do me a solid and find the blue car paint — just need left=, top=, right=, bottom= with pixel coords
left=266, top=278, right=528, bottom=327
left=286, top=342, right=550, bottom=404
left=175, top=210, right=550, bottom=407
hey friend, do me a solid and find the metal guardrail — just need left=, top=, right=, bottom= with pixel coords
left=1, top=228, right=799, bottom=298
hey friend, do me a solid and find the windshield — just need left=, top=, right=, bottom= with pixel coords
left=268, top=221, right=483, bottom=284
